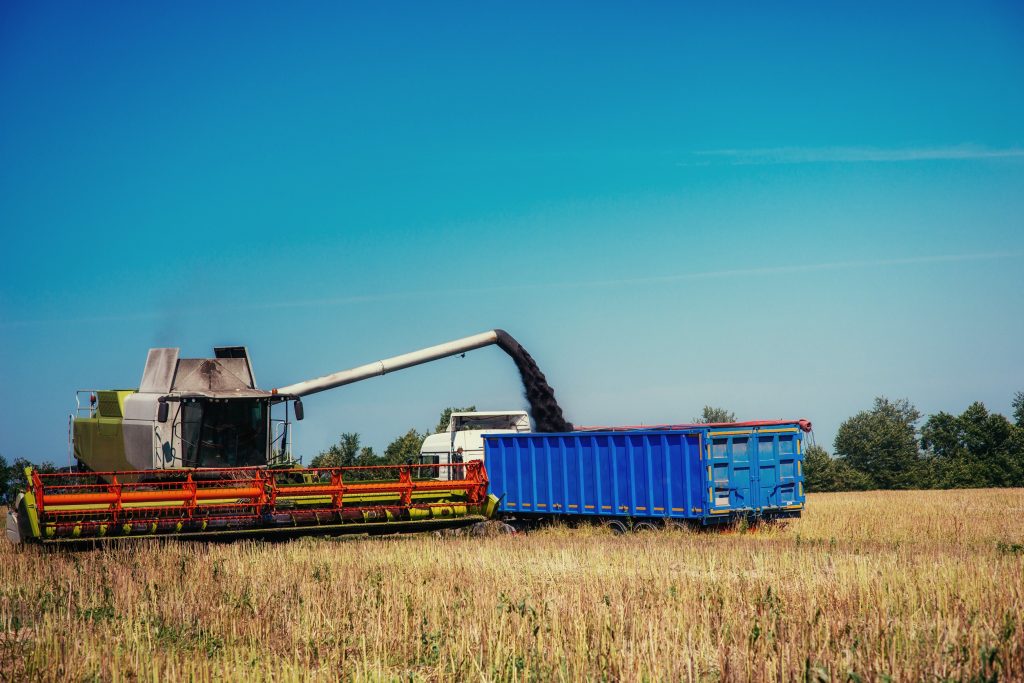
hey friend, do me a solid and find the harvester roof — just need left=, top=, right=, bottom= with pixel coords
left=140, top=346, right=270, bottom=398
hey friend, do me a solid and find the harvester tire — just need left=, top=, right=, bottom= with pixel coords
left=5, top=494, right=27, bottom=545
left=468, top=520, right=516, bottom=537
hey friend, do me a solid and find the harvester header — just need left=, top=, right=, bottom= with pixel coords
left=9, top=461, right=494, bottom=544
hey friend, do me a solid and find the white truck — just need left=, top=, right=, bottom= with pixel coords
left=419, top=411, right=532, bottom=480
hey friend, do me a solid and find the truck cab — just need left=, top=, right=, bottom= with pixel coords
left=419, top=411, right=531, bottom=480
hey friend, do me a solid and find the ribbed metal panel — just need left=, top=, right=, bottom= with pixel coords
left=485, top=425, right=805, bottom=523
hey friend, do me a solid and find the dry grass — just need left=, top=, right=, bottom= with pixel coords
left=1, top=489, right=1022, bottom=682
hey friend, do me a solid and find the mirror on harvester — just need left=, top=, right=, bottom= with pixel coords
left=294, top=399, right=304, bottom=421
left=157, top=400, right=169, bottom=423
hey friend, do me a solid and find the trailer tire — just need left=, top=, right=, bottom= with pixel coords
left=633, top=520, right=659, bottom=533
left=602, top=519, right=628, bottom=535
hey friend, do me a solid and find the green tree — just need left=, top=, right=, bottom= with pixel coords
left=802, top=444, right=873, bottom=492
left=0, top=453, right=14, bottom=506
left=434, top=406, right=476, bottom=434
left=1013, top=391, right=1024, bottom=427
left=310, top=433, right=377, bottom=468
left=383, top=428, right=424, bottom=465
left=921, top=401, right=1024, bottom=488
left=0, top=455, right=57, bottom=506
left=834, top=397, right=923, bottom=489
left=694, top=406, right=736, bottom=424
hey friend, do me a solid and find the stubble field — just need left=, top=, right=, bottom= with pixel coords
left=1, top=488, right=1022, bottom=682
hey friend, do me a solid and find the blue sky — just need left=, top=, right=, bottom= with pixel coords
left=1, top=1, right=1022, bottom=464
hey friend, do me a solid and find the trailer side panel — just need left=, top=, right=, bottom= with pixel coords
left=486, top=424, right=805, bottom=524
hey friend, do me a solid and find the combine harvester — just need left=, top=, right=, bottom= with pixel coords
left=7, top=330, right=811, bottom=544
left=6, top=331, right=539, bottom=544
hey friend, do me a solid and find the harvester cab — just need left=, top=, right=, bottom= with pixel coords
left=72, top=346, right=302, bottom=474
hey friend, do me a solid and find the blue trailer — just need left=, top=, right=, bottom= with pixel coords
left=484, top=421, right=807, bottom=529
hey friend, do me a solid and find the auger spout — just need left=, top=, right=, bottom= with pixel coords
left=275, top=330, right=502, bottom=397
left=274, top=329, right=571, bottom=432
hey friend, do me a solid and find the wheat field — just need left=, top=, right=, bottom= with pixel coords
left=1, top=489, right=1022, bottom=682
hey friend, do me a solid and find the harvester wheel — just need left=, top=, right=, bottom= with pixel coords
left=5, top=494, right=27, bottom=545
left=468, top=520, right=516, bottom=537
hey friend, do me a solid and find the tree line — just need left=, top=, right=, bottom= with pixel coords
left=306, top=405, right=476, bottom=470
left=3, top=396, right=1023, bottom=504
left=803, top=393, right=1024, bottom=492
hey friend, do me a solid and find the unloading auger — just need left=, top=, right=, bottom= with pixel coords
left=6, top=329, right=561, bottom=544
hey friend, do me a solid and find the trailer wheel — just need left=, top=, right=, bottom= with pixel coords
left=602, top=519, right=628, bottom=535
left=633, top=520, right=659, bottom=533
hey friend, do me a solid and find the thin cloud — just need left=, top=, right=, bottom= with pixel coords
left=589, top=252, right=1019, bottom=286
left=2, top=251, right=1018, bottom=328
left=680, top=146, right=1024, bottom=166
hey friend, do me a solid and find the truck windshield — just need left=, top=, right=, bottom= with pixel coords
left=454, top=416, right=517, bottom=431
left=418, top=452, right=444, bottom=479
